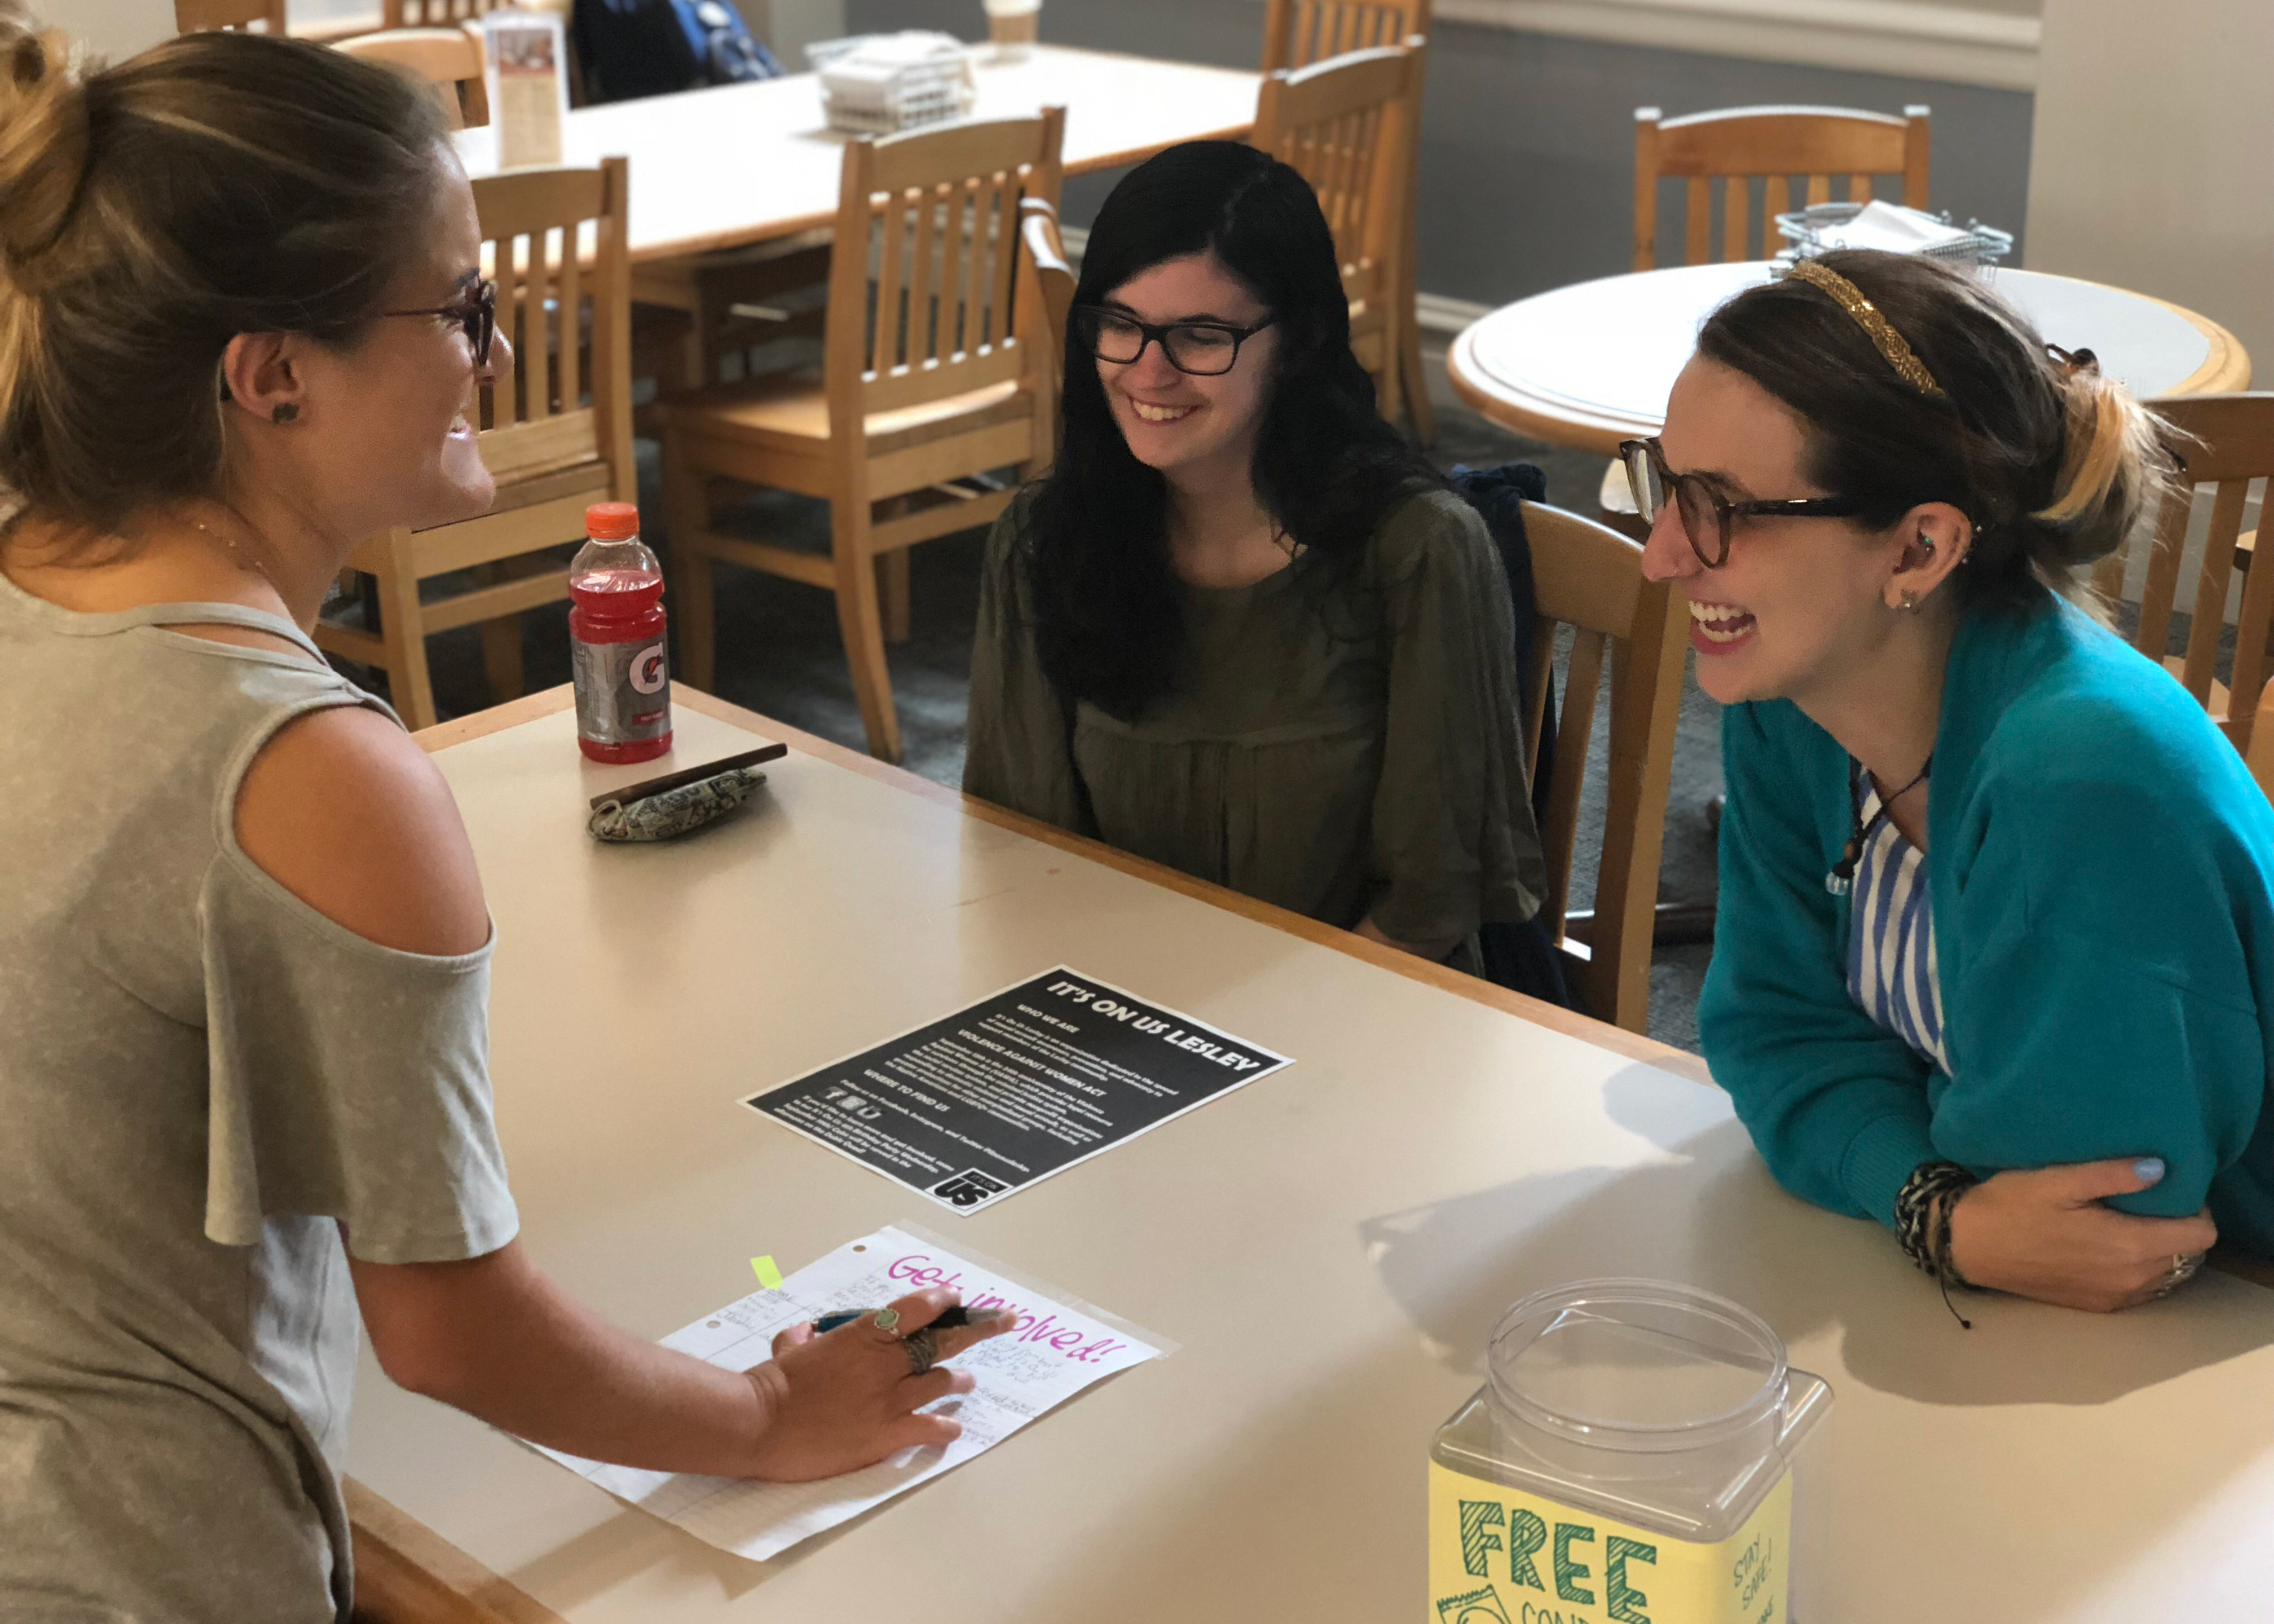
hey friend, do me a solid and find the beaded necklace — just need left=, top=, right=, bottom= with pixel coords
left=1825, top=754, right=1932, bottom=895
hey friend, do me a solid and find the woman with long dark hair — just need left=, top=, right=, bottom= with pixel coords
left=965, top=142, right=1541, bottom=964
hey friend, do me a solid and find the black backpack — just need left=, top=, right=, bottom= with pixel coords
left=572, top=0, right=783, bottom=104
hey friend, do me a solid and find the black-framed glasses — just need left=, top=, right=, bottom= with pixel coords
left=1072, top=306, right=1277, bottom=377
left=385, top=277, right=497, bottom=367
left=1620, top=436, right=1865, bottom=568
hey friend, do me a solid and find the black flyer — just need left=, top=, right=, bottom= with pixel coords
left=742, top=967, right=1294, bottom=1213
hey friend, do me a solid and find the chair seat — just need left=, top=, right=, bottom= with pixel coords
left=663, top=374, right=1027, bottom=459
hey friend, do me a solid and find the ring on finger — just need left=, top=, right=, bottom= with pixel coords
left=2153, top=1252, right=2206, bottom=1298
left=902, top=1327, right=939, bottom=1377
left=868, top=1308, right=904, bottom=1340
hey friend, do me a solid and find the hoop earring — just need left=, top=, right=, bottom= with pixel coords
left=271, top=404, right=299, bottom=425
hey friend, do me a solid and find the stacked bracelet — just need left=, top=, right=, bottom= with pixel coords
left=1894, top=1160, right=1980, bottom=1328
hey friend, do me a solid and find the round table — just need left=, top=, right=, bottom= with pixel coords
left=1447, top=261, right=2253, bottom=457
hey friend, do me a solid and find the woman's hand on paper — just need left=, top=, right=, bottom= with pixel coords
left=1947, top=1158, right=2218, bottom=1312
left=740, top=1286, right=1011, bottom=1480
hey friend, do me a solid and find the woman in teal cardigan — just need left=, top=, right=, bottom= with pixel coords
left=1632, top=249, right=2274, bottom=1312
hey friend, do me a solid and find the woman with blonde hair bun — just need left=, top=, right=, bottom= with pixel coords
left=0, top=12, right=1003, bottom=1619
left=1631, top=249, right=2274, bottom=1314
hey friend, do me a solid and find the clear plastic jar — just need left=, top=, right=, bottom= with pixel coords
left=1428, top=1279, right=1833, bottom=1623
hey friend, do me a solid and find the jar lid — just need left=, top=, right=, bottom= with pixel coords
left=1487, top=1278, right=1787, bottom=1455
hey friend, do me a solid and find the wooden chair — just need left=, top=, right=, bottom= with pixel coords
left=1252, top=39, right=1424, bottom=431
left=660, top=111, right=1067, bottom=764
left=335, top=25, right=489, bottom=130
left=174, top=0, right=287, bottom=32
left=315, top=158, right=634, bottom=730
left=1521, top=501, right=1689, bottom=1033
left=1633, top=104, right=1931, bottom=270
left=2247, top=682, right=2274, bottom=804
left=1260, top=0, right=1433, bottom=444
left=2096, top=393, right=2274, bottom=751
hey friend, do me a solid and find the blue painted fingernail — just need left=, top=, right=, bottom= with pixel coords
left=2135, top=1157, right=2166, bottom=1184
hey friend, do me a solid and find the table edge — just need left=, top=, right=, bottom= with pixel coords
left=418, top=685, right=1716, bottom=1088
left=1446, top=264, right=2254, bottom=452
left=1445, top=333, right=1636, bottom=457
left=346, top=1476, right=565, bottom=1624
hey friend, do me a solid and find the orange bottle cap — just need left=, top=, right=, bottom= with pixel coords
left=585, top=501, right=640, bottom=540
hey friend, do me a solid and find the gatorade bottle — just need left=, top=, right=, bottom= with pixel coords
left=568, top=501, right=672, bottom=764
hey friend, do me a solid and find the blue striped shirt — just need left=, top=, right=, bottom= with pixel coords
left=1844, top=773, right=1950, bottom=1074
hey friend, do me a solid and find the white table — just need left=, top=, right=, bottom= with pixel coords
left=345, top=687, right=2274, bottom=1623
left=451, top=45, right=1262, bottom=265
left=1449, top=261, right=2252, bottom=456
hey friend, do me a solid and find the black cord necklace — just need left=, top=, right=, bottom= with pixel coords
left=1825, top=754, right=1932, bottom=895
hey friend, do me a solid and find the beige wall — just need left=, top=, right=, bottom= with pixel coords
left=2027, top=0, right=2274, bottom=374
left=64, top=0, right=174, bottom=56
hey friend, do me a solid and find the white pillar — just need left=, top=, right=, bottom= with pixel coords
left=749, top=0, right=846, bottom=67
left=60, top=0, right=176, bottom=58
left=2026, top=0, right=2274, bottom=378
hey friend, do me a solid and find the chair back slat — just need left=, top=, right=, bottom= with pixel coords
left=2182, top=478, right=2252, bottom=698
left=1253, top=42, right=1417, bottom=323
left=1632, top=103, right=1931, bottom=270
left=2109, top=395, right=2274, bottom=748
left=826, top=112, right=1065, bottom=429
left=1523, top=501, right=1687, bottom=1032
left=1014, top=198, right=1074, bottom=470
left=1261, top=0, right=1429, bottom=70
left=2228, top=544, right=2274, bottom=760
left=1017, top=198, right=1076, bottom=354
left=387, top=0, right=507, bottom=25
left=175, top=0, right=287, bottom=32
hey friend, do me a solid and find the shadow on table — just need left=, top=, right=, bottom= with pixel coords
left=1359, top=1064, right=2274, bottom=1410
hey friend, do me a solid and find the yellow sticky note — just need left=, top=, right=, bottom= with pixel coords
left=751, top=1255, right=784, bottom=1290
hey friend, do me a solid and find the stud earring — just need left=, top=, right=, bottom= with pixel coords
left=271, top=403, right=299, bottom=425
left=1917, top=530, right=1934, bottom=553
left=1898, top=589, right=1922, bottom=613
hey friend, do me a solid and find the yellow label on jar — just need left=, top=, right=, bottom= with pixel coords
left=1427, top=1459, right=1790, bottom=1624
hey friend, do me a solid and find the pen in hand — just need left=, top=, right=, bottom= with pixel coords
left=813, top=1305, right=995, bottom=1335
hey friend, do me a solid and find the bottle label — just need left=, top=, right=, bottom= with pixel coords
left=572, top=636, right=671, bottom=745
left=1428, top=1459, right=1790, bottom=1624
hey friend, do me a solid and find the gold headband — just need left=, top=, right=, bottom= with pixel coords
left=1779, top=259, right=1945, bottom=398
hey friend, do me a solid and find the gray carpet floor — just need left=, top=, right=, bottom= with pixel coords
left=372, top=392, right=1730, bottom=1052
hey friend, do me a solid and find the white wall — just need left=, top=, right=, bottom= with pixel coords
left=61, top=0, right=174, bottom=57
left=751, top=0, right=845, bottom=64
left=2026, top=0, right=2274, bottom=375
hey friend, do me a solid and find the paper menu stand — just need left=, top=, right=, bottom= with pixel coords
left=481, top=7, right=567, bottom=170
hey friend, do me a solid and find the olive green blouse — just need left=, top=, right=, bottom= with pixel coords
left=963, top=486, right=1544, bottom=951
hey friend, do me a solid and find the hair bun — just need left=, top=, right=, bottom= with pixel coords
left=0, top=6, right=91, bottom=279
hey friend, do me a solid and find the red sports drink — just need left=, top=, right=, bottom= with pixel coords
left=568, top=501, right=672, bottom=764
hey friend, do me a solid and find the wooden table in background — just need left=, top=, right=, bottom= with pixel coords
left=1448, top=261, right=2253, bottom=456
left=347, top=684, right=2274, bottom=1623
left=450, top=46, right=1260, bottom=267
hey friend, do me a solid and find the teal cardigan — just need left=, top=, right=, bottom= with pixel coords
left=1702, top=594, right=2274, bottom=1256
